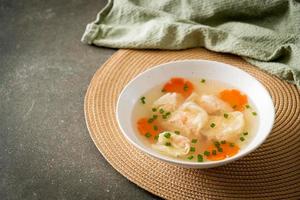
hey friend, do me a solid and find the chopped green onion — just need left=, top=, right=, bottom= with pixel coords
left=197, top=154, right=203, bottom=162
left=204, top=151, right=210, bottom=156
left=201, top=79, right=206, bottom=83
left=217, top=148, right=223, bottom=152
left=165, top=142, right=171, bottom=146
left=164, top=132, right=171, bottom=138
left=159, top=108, right=165, bottom=114
left=224, top=113, right=229, bottom=119
left=162, top=112, right=171, bottom=119
left=187, top=155, right=194, bottom=160
left=153, top=125, right=158, bottom=131
left=191, top=139, right=197, bottom=143
left=221, top=140, right=226, bottom=144
left=140, top=96, right=146, bottom=104
left=245, top=104, right=251, bottom=109
left=212, top=150, right=217, bottom=155
left=148, top=115, right=158, bottom=123
left=252, top=112, right=257, bottom=116
left=210, top=123, right=216, bottom=128
left=240, top=137, right=245, bottom=142
left=154, top=135, right=159, bottom=140
left=229, top=143, right=235, bottom=147
left=152, top=108, right=157, bottom=112
left=243, top=132, right=248, bottom=136
left=183, top=84, right=189, bottom=91
left=174, top=131, right=180, bottom=135
left=190, top=147, right=196, bottom=152
left=147, top=118, right=154, bottom=123
left=145, top=132, right=151, bottom=138
left=214, top=141, right=220, bottom=147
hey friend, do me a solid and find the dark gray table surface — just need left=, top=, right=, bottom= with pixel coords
left=0, top=0, right=160, bottom=199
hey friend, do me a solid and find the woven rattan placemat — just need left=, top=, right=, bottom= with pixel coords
left=84, top=48, right=300, bottom=199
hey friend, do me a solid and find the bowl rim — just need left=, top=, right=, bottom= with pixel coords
left=116, top=59, right=275, bottom=167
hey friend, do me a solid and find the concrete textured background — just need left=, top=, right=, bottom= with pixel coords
left=0, top=0, right=160, bottom=199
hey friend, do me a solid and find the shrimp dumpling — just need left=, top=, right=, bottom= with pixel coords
left=187, top=93, right=233, bottom=114
left=161, top=101, right=208, bottom=137
left=198, top=95, right=233, bottom=114
left=153, top=92, right=183, bottom=112
left=202, top=111, right=245, bottom=142
left=152, top=131, right=191, bottom=157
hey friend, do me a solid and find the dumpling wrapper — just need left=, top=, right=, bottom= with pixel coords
left=186, top=93, right=233, bottom=114
left=161, top=101, right=208, bottom=137
left=202, top=111, right=245, bottom=142
left=152, top=131, right=191, bottom=157
left=152, top=92, right=183, bottom=112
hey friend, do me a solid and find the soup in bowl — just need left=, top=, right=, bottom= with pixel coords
left=117, top=60, right=275, bottom=168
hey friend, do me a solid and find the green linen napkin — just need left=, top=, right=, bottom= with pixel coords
left=82, top=0, right=300, bottom=87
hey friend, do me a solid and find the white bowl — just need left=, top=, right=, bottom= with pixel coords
left=116, top=60, right=275, bottom=168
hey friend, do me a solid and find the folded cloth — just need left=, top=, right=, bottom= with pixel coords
left=82, top=0, right=300, bottom=87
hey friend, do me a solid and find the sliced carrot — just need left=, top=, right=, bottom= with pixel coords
left=162, top=77, right=194, bottom=98
left=206, top=143, right=240, bottom=161
left=137, top=118, right=163, bottom=143
left=219, top=89, right=248, bottom=111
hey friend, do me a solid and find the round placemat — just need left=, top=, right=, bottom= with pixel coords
left=84, top=48, right=300, bottom=199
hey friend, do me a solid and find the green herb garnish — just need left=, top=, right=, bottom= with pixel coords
left=165, top=142, right=171, bottom=146
left=210, top=123, right=216, bottom=128
left=183, top=83, right=189, bottom=91
left=164, top=132, right=171, bottom=138
left=174, top=131, right=180, bottom=135
left=154, top=135, right=159, bottom=140
left=148, top=115, right=158, bottom=123
left=147, top=118, right=154, bottom=123
left=153, top=125, right=158, bottom=131
left=140, top=96, right=146, bottom=104
left=204, top=151, right=210, bottom=156
left=191, top=139, right=197, bottom=143
left=243, top=132, right=248, bottom=136
left=161, top=89, right=166, bottom=92
left=159, top=108, right=165, bottom=114
left=229, top=143, right=235, bottom=147
left=197, top=154, right=203, bottom=162
left=145, top=132, right=151, bottom=138
left=224, top=113, right=229, bottom=119
left=212, top=150, right=217, bottom=155
left=217, top=148, right=223, bottom=152
left=221, top=140, right=226, bottom=144
left=152, top=108, right=157, bottom=112
left=190, top=147, right=196, bottom=152
left=214, top=141, right=220, bottom=147
left=201, top=79, right=206, bottom=83
left=245, top=104, right=251, bottom=109
left=187, top=155, right=194, bottom=160
left=240, top=137, right=245, bottom=142
left=252, top=112, right=257, bottom=116
left=162, top=112, right=171, bottom=119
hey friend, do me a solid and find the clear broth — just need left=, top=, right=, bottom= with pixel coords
left=132, top=78, right=259, bottom=162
